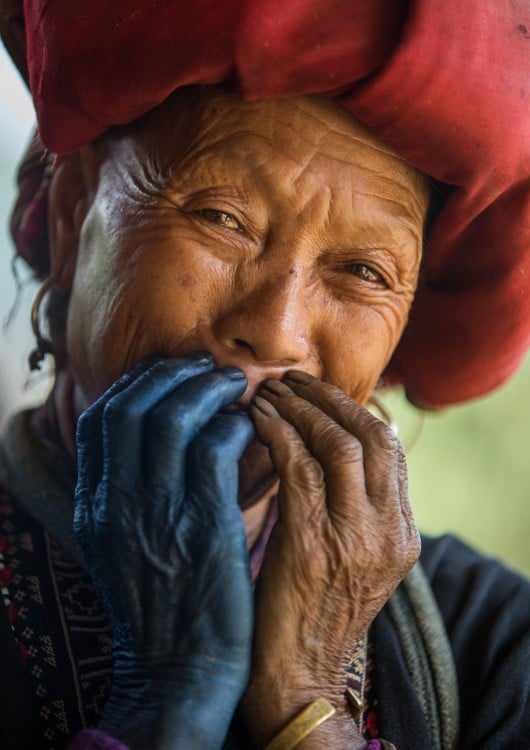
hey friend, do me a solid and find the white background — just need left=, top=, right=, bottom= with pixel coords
left=0, top=47, right=51, bottom=422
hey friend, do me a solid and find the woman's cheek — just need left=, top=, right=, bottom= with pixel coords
left=320, top=302, right=406, bottom=403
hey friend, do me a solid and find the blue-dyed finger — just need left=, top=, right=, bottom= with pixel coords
left=143, top=369, right=248, bottom=494
left=100, top=352, right=216, bottom=485
left=72, top=486, right=93, bottom=559
left=74, top=356, right=164, bottom=563
left=76, top=355, right=162, bottom=494
left=186, top=413, right=255, bottom=522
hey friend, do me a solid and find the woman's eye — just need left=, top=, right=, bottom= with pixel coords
left=344, top=263, right=385, bottom=284
left=197, top=208, right=241, bottom=231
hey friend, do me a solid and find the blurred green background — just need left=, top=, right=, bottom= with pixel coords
left=1, top=48, right=528, bottom=578
left=379, top=364, right=530, bottom=577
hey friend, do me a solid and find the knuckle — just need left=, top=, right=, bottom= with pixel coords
left=102, top=393, right=130, bottom=429
left=307, top=417, right=362, bottom=461
left=328, top=432, right=363, bottom=463
left=76, top=408, right=95, bottom=437
left=73, top=502, right=88, bottom=533
left=401, top=542, right=421, bottom=578
left=288, top=452, right=324, bottom=491
left=76, top=443, right=90, bottom=469
left=189, top=431, right=232, bottom=473
left=148, top=401, right=187, bottom=437
left=390, top=523, right=421, bottom=576
left=395, top=436, right=407, bottom=463
left=190, top=435, right=223, bottom=466
left=144, top=358, right=172, bottom=376
left=73, top=507, right=92, bottom=548
left=264, top=419, right=302, bottom=452
left=367, top=417, right=398, bottom=448
left=313, top=378, right=348, bottom=403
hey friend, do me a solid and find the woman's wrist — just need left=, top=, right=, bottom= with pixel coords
left=269, top=706, right=365, bottom=750
left=295, top=712, right=365, bottom=750
left=241, top=675, right=363, bottom=750
left=99, top=670, right=246, bottom=750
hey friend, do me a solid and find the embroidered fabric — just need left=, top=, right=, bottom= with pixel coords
left=0, top=482, right=113, bottom=748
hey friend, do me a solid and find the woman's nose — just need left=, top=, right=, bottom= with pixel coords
left=212, top=268, right=312, bottom=366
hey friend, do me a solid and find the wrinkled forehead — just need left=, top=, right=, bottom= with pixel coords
left=99, top=86, right=430, bottom=220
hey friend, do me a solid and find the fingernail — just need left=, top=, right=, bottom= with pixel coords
left=190, top=350, right=214, bottom=364
left=250, top=395, right=279, bottom=417
left=284, top=370, right=315, bottom=385
left=260, top=379, right=293, bottom=397
left=223, top=367, right=246, bottom=379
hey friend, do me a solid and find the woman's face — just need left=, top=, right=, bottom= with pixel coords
left=54, top=89, right=429, bottom=505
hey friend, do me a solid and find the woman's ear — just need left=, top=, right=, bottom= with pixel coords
left=47, top=145, right=101, bottom=293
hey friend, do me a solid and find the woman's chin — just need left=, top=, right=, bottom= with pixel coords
left=237, top=438, right=278, bottom=510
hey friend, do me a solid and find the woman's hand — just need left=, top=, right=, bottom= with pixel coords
left=242, top=371, right=420, bottom=749
left=73, top=353, right=255, bottom=750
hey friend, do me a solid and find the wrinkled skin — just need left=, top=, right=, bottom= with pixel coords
left=244, top=373, right=415, bottom=747
left=74, top=354, right=255, bottom=748
left=47, top=89, right=429, bottom=749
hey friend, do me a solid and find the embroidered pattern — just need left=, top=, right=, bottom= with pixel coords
left=346, top=631, right=378, bottom=738
left=0, top=483, right=112, bottom=750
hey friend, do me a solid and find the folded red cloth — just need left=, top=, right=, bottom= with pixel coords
left=14, top=0, right=530, bottom=406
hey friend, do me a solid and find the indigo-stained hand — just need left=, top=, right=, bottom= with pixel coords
left=241, top=372, right=420, bottom=750
left=73, top=352, right=254, bottom=750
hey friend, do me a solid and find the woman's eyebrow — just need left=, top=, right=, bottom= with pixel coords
left=337, top=214, right=425, bottom=260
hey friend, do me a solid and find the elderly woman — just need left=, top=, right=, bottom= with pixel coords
left=0, top=2, right=529, bottom=750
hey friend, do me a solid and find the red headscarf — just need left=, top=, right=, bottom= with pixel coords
left=6, top=0, right=530, bottom=407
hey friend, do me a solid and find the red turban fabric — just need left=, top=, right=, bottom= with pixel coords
left=9, top=0, right=530, bottom=406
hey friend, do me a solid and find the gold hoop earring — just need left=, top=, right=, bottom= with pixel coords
left=28, top=275, right=56, bottom=371
left=367, top=394, right=398, bottom=437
